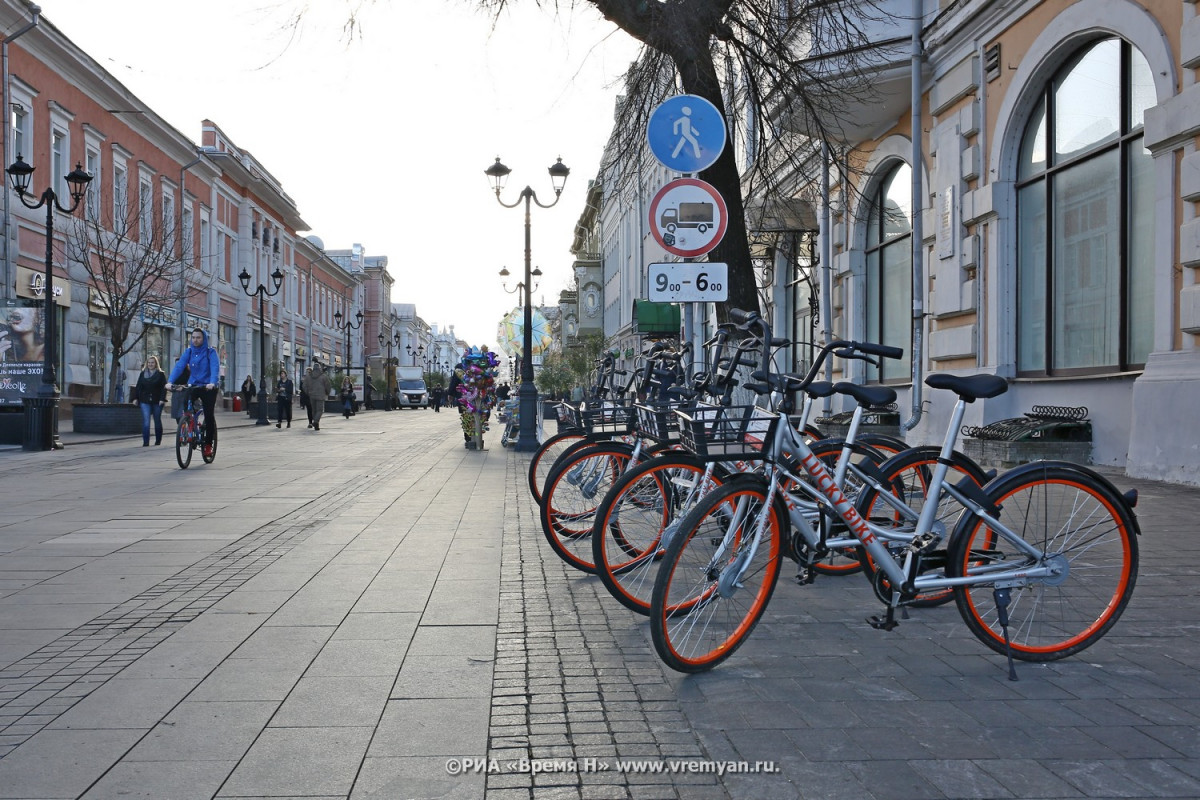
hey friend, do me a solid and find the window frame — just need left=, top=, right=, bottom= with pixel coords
left=863, top=160, right=913, bottom=384
left=1016, top=37, right=1152, bottom=377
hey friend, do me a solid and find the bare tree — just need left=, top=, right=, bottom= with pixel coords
left=67, top=190, right=208, bottom=403
left=291, top=0, right=891, bottom=317
left=477, top=0, right=889, bottom=318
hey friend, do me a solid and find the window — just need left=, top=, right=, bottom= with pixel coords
left=139, top=178, right=153, bottom=241
left=85, top=148, right=101, bottom=220
left=11, top=107, right=27, bottom=163
left=199, top=213, right=210, bottom=272
left=112, top=162, right=128, bottom=224
left=1017, top=38, right=1155, bottom=375
left=181, top=203, right=193, bottom=260
left=162, top=192, right=175, bottom=251
left=51, top=130, right=66, bottom=196
left=864, top=161, right=913, bottom=383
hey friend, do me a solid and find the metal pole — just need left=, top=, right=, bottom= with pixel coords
left=517, top=189, right=537, bottom=451
left=255, top=289, right=268, bottom=425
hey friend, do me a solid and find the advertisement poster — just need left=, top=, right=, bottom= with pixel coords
left=0, top=307, right=44, bottom=406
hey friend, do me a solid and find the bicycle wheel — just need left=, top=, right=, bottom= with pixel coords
left=202, top=423, right=217, bottom=464
left=650, top=480, right=784, bottom=673
left=527, top=431, right=587, bottom=504
left=175, top=417, right=193, bottom=469
left=947, top=462, right=1138, bottom=662
left=854, top=447, right=989, bottom=606
left=591, top=453, right=725, bottom=615
left=539, top=443, right=635, bottom=573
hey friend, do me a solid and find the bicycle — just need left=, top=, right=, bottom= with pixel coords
left=649, top=310, right=1139, bottom=676
left=172, top=386, right=217, bottom=469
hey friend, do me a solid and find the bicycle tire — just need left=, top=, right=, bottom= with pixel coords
left=853, top=446, right=989, bottom=606
left=175, top=417, right=193, bottom=469
left=947, top=461, right=1139, bottom=662
left=650, top=479, right=784, bottom=673
left=591, top=453, right=730, bottom=615
left=539, top=443, right=636, bottom=573
left=527, top=431, right=588, bottom=503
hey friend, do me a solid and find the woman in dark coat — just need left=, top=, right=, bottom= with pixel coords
left=275, top=370, right=294, bottom=428
left=133, top=356, right=168, bottom=446
left=240, top=374, right=256, bottom=412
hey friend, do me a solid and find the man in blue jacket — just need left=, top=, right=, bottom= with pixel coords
left=166, top=328, right=220, bottom=457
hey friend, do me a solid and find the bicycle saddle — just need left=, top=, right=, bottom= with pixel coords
left=924, top=373, right=1008, bottom=402
left=833, top=382, right=896, bottom=408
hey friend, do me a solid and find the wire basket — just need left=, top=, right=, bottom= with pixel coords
left=579, top=401, right=635, bottom=435
left=676, top=404, right=778, bottom=461
left=635, top=401, right=687, bottom=444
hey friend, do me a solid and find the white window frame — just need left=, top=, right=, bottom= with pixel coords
left=111, top=144, right=131, bottom=228
left=48, top=101, right=74, bottom=200
left=9, top=77, right=36, bottom=167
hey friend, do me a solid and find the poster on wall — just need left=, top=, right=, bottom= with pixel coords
left=0, top=306, right=46, bottom=406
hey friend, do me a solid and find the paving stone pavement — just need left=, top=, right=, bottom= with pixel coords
left=0, top=409, right=1197, bottom=799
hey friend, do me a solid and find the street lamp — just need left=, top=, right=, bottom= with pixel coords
left=405, top=342, right=424, bottom=365
left=333, top=308, right=363, bottom=387
left=377, top=329, right=401, bottom=411
left=486, top=155, right=569, bottom=451
left=238, top=265, right=284, bottom=426
left=5, top=155, right=92, bottom=450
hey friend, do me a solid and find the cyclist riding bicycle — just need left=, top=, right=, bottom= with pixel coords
left=166, top=328, right=220, bottom=459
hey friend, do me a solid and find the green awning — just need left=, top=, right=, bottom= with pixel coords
left=632, top=300, right=681, bottom=335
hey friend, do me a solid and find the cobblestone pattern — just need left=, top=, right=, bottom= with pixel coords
left=0, top=443, right=421, bottom=756
left=484, top=455, right=730, bottom=800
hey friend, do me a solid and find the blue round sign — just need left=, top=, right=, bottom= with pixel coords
left=646, top=94, right=727, bottom=174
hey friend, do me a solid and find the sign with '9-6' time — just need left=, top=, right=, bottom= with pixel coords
left=647, top=262, right=728, bottom=303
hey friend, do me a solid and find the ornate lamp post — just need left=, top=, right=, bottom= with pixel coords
left=333, top=308, right=363, bottom=387
left=486, top=156, right=569, bottom=451
left=405, top=342, right=424, bottom=365
left=377, top=329, right=400, bottom=411
left=5, top=155, right=92, bottom=450
left=238, top=265, right=284, bottom=426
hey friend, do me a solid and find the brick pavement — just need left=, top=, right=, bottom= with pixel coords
left=0, top=410, right=1196, bottom=799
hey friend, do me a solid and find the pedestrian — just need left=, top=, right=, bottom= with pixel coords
left=339, top=376, right=356, bottom=419
left=497, top=383, right=511, bottom=401
left=275, top=369, right=294, bottom=428
left=240, top=374, right=256, bottom=413
left=302, top=363, right=331, bottom=431
left=363, top=379, right=373, bottom=411
left=432, top=385, right=443, bottom=413
left=132, top=356, right=167, bottom=446
left=115, top=364, right=127, bottom=403
left=299, top=368, right=312, bottom=427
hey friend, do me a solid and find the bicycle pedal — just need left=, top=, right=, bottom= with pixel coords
left=794, top=568, right=814, bottom=585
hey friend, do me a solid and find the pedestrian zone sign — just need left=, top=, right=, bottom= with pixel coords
left=648, top=178, right=727, bottom=259
left=646, top=94, right=727, bottom=174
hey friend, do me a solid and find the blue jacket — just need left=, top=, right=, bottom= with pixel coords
left=169, top=330, right=221, bottom=386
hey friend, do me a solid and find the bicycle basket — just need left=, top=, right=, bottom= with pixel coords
left=676, top=404, right=778, bottom=461
left=634, top=400, right=687, bottom=444
left=580, top=401, right=634, bottom=435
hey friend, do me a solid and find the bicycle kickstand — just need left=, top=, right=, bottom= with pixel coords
left=993, top=587, right=1019, bottom=682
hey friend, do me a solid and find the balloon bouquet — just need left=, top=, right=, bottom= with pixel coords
left=455, top=345, right=499, bottom=450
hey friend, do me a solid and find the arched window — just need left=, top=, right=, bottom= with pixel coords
left=1017, top=38, right=1155, bottom=375
left=865, top=161, right=912, bottom=383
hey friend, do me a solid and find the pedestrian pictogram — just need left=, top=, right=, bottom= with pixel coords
left=646, top=95, right=727, bottom=174
left=648, top=178, right=727, bottom=258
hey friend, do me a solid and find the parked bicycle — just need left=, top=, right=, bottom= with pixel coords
left=649, top=310, right=1139, bottom=677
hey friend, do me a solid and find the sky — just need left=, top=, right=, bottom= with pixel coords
left=39, top=0, right=641, bottom=353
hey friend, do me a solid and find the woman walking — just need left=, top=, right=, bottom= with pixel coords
left=275, top=369, right=294, bottom=428
left=240, top=374, right=256, bottom=413
left=133, top=356, right=168, bottom=446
